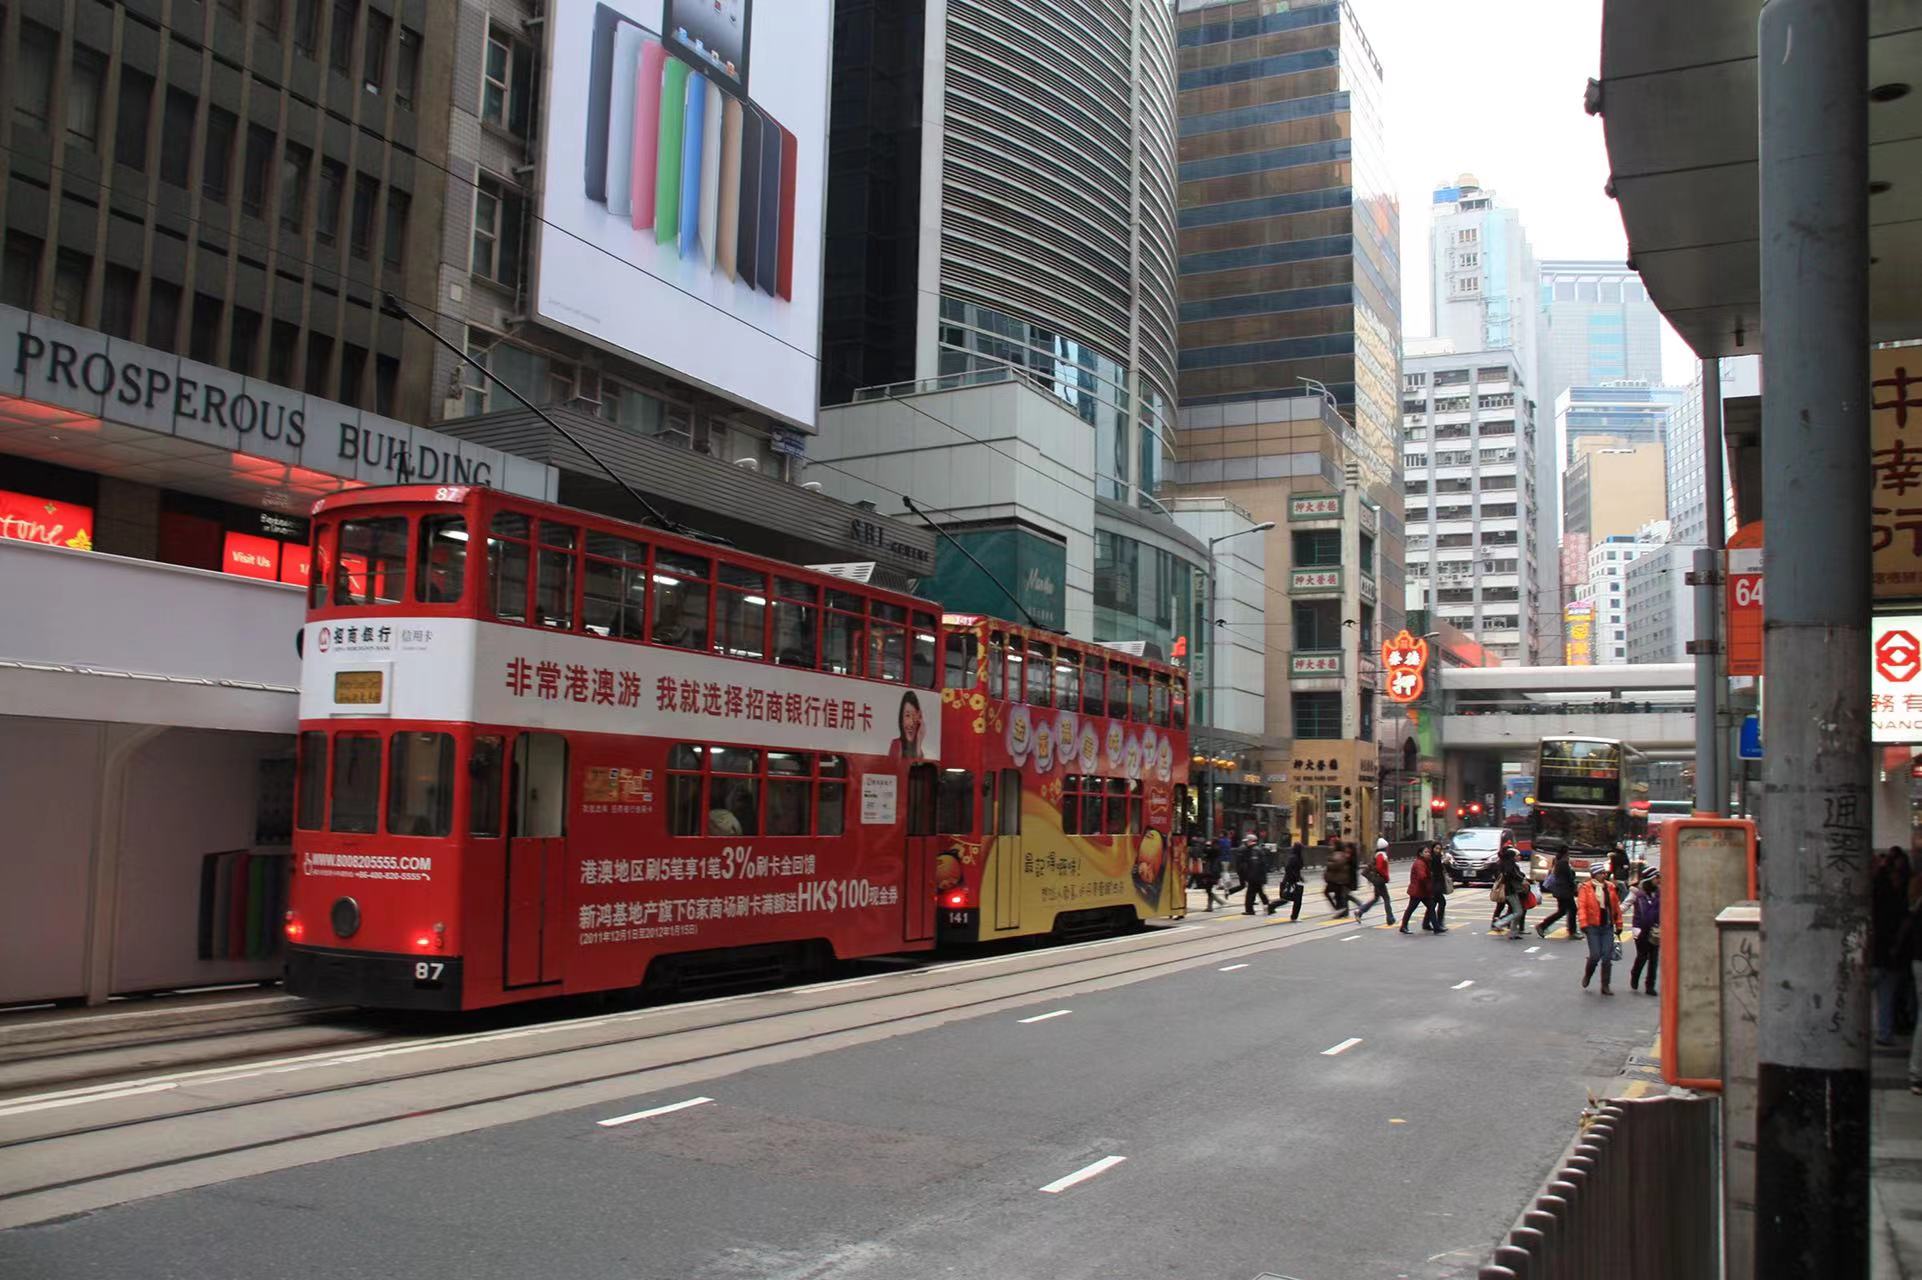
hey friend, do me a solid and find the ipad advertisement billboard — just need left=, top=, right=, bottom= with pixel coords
left=537, top=1, right=826, bottom=429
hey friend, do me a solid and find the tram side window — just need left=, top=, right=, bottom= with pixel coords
left=387, top=731, right=455, bottom=837
left=652, top=551, right=711, bottom=651
left=1130, top=667, right=1150, bottom=722
left=469, top=735, right=504, bottom=838
left=987, top=632, right=1006, bottom=699
left=945, top=633, right=979, bottom=690
left=870, top=601, right=908, bottom=683
left=716, top=564, right=769, bottom=661
left=1107, top=665, right=1128, bottom=719
left=488, top=511, right=530, bottom=623
left=1081, top=776, right=1103, bottom=834
left=773, top=578, right=819, bottom=669
left=1004, top=637, right=1024, bottom=707
left=1151, top=673, right=1171, bottom=728
left=819, top=755, right=848, bottom=836
left=329, top=733, right=382, bottom=833
left=334, top=517, right=408, bottom=606
left=708, top=746, right=760, bottom=836
left=1105, top=777, right=1128, bottom=834
left=1129, top=779, right=1145, bottom=834
left=309, top=524, right=331, bottom=608
left=583, top=533, right=650, bottom=640
left=1061, top=774, right=1082, bottom=834
left=1025, top=642, right=1052, bottom=707
left=766, top=751, right=810, bottom=836
left=416, top=516, right=468, bottom=604
left=937, top=768, right=973, bottom=833
left=1172, top=676, right=1188, bottom=730
left=535, top=523, right=576, bottom=630
left=1053, top=651, right=1079, bottom=709
left=667, top=744, right=705, bottom=836
left=912, top=613, right=939, bottom=688
left=296, top=730, right=326, bottom=830
left=996, top=769, right=1022, bottom=835
left=1082, top=655, right=1106, bottom=716
left=824, top=590, right=865, bottom=677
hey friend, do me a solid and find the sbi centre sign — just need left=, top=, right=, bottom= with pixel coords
left=1, top=304, right=555, bottom=501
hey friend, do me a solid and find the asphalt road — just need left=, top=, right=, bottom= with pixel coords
left=0, top=906, right=1655, bottom=1280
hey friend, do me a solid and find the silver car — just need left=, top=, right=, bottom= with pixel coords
left=1446, top=827, right=1514, bottom=886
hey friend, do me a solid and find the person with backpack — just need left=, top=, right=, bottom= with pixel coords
left=1578, top=864, right=1623, bottom=994
left=1353, top=839, right=1394, bottom=924
left=1324, top=844, right=1354, bottom=917
left=1236, top=833, right=1273, bottom=915
left=1627, top=869, right=1660, bottom=995
left=1535, top=846, right=1579, bottom=939
left=1608, top=844, right=1633, bottom=898
left=1276, top=841, right=1306, bottom=921
left=1399, top=843, right=1433, bottom=934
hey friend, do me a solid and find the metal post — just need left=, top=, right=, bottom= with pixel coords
left=1205, top=554, right=1218, bottom=842
left=1702, top=358, right=1732, bottom=814
left=1693, top=546, right=1721, bottom=815
left=1755, top=3, right=1871, bottom=1277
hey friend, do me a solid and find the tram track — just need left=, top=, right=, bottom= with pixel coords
left=0, top=907, right=1371, bottom=1226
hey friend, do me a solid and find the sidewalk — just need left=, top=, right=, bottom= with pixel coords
left=1875, top=1043, right=1922, bottom=1278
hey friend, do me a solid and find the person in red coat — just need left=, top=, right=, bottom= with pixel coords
left=1399, top=844, right=1434, bottom=934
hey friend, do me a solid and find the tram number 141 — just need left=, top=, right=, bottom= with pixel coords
left=414, top=961, right=446, bottom=986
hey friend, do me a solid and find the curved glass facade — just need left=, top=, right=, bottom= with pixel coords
left=1092, top=526, right=1208, bottom=658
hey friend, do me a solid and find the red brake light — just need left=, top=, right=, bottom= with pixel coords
left=413, top=932, right=437, bottom=951
left=284, top=911, right=304, bottom=942
left=942, top=888, right=972, bottom=909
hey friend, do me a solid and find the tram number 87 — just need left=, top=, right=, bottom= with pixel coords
left=414, top=961, right=446, bottom=985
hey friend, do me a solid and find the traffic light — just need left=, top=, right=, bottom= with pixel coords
left=1455, top=805, right=1467, bottom=819
left=1468, top=801, right=1483, bottom=816
left=1429, top=797, right=1446, bottom=814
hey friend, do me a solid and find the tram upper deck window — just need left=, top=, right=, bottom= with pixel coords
left=487, top=511, right=530, bottom=623
left=651, top=551, right=711, bottom=651
left=773, top=577, right=819, bottom=669
left=334, top=517, right=408, bottom=606
left=945, top=631, right=979, bottom=690
left=416, top=516, right=468, bottom=604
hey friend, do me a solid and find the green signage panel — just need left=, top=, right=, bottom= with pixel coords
left=923, top=527, right=1067, bottom=631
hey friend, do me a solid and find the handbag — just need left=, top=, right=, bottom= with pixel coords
left=1525, top=888, right=1541, bottom=910
left=1489, top=883, right=1505, bottom=904
left=1611, top=936, right=1624, bottom=963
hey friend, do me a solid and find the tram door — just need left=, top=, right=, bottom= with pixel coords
left=904, top=765, right=937, bottom=943
left=505, top=732, right=568, bottom=988
left=989, top=769, right=1022, bottom=932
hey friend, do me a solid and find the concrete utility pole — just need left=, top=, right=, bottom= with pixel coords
left=1754, top=2, right=1872, bottom=1276
left=1699, top=357, right=1730, bottom=814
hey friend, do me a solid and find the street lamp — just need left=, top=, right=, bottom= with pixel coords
left=1203, top=520, right=1275, bottom=840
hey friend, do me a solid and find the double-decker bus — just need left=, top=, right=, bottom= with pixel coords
left=1528, top=736, right=1649, bottom=873
left=928, top=617, right=1191, bottom=943
left=285, top=485, right=950, bottom=1010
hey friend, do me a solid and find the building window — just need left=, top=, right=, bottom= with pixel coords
left=228, top=306, right=262, bottom=374
left=350, top=173, right=379, bottom=258
left=1292, top=529, right=1341, bottom=568
left=101, top=265, right=139, bottom=339
left=67, top=46, right=107, bottom=150
left=339, top=342, right=367, bottom=404
left=382, top=190, right=410, bottom=267
left=190, top=293, right=224, bottom=364
left=362, top=9, right=389, bottom=93
left=305, top=332, right=333, bottom=395
left=1292, top=692, right=1342, bottom=740
left=114, top=68, right=153, bottom=171
left=160, top=90, right=197, bottom=188
left=375, top=354, right=399, bottom=414
left=316, top=159, right=346, bottom=244
left=242, top=124, right=276, bottom=217
left=269, top=319, right=299, bottom=385
left=14, top=22, right=59, bottom=134
left=293, top=0, right=321, bottom=56
left=258, top=0, right=284, bottom=37
left=280, top=142, right=311, bottom=232
left=482, top=24, right=534, bottom=136
left=395, top=28, right=421, bottom=109
left=201, top=107, right=237, bottom=202
left=50, top=251, right=90, bottom=324
left=146, top=279, right=181, bottom=350
left=330, top=2, right=360, bottom=75
left=471, top=175, right=525, bottom=287
left=1, top=232, right=42, bottom=309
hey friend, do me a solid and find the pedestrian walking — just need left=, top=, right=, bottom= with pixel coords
left=1354, top=840, right=1394, bottom=924
left=1628, top=869, right=1660, bottom=995
left=1430, top=844, right=1454, bottom=933
left=1324, top=844, right=1353, bottom=917
left=1399, top=843, right=1433, bottom=933
left=1608, top=844, right=1633, bottom=898
left=1193, top=842, right=1224, bottom=911
left=1236, top=833, right=1274, bottom=916
left=1874, top=848, right=1908, bottom=1045
left=1277, top=842, right=1306, bottom=921
left=1535, top=847, right=1579, bottom=939
left=1901, top=868, right=1922, bottom=1094
left=1492, top=845, right=1531, bottom=939
left=1578, top=864, right=1623, bottom=995
left=1216, top=832, right=1243, bottom=898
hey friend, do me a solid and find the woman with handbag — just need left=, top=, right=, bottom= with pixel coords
left=1578, top=864, right=1623, bottom=995
left=1493, top=845, right=1531, bottom=939
left=1628, top=869, right=1660, bottom=995
left=1535, top=847, right=1579, bottom=940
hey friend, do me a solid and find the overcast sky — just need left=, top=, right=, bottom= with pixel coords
left=1361, top=0, right=1697, bottom=384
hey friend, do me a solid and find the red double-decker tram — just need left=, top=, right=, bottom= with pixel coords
left=928, top=616, right=1192, bottom=944
left=286, top=485, right=946, bottom=1010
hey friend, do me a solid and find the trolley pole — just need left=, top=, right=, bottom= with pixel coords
left=1754, top=2, right=1872, bottom=1276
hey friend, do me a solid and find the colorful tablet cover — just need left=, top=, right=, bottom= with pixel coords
left=654, top=57, right=690, bottom=245
left=630, top=39, right=668, bottom=229
left=678, top=70, right=708, bottom=259
left=736, top=104, right=762, bottom=284
left=584, top=4, right=623, bottom=200
left=717, top=96, right=744, bottom=276
left=699, top=81, right=723, bottom=267
left=604, top=22, right=644, bottom=218
left=754, top=103, right=781, bottom=295
left=776, top=122, right=797, bottom=299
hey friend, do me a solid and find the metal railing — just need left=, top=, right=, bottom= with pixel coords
left=1480, top=1095, right=1718, bottom=1279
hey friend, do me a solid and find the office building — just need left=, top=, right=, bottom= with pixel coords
left=1665, top=355, right=1760, bottom=545
left=1625, top=539, right=1694, bottom=663
left=1400, top=342, right=1540, bottom=665
left=1576, top=530, right=1662, bottom=665
left=1428, top=176, right=1539, bottom=375
left=1564, top=439, right=1667, bottom=542
left=1537, top=260, right=1665, bottom=421
left=1553, top=381, right=1686, bottom=470
left=1167, top=0, right=1403, bottom=850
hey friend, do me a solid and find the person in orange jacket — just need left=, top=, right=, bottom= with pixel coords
left=1577, top=864, right=1624, bottom=995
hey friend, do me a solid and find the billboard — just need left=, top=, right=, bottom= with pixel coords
left=1563, top=600, right=1595, bottom=666
left=537, top=1, right=827, bottom=429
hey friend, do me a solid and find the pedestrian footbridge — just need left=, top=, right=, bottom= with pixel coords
left=1435, top=664, right=1695, bottom=750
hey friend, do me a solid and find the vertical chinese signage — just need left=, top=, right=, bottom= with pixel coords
left=1874, top=347, right=1922, bottom=599
left=1563, top=600, right=1595, bottom=666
